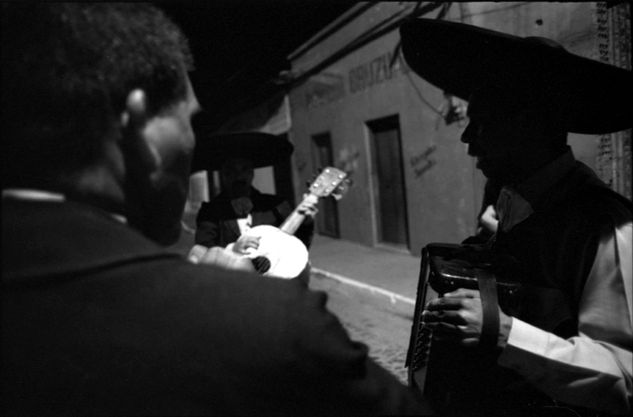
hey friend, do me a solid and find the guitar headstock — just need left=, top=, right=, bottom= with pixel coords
left=308, top=167, right=349, bottom=200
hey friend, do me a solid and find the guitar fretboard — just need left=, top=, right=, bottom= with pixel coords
left=279, top=195, right=318, bottom=235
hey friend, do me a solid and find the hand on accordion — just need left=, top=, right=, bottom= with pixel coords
left=422, top=288, right=513, bottom=349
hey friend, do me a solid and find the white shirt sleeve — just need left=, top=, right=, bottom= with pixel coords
left=497, top=219, right=633, bottom=415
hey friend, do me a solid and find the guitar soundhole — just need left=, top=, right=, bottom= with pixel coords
left=252, top=256, right=271, bottom=274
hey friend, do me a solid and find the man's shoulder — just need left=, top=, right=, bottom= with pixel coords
left=581, top=187, right=632, bottom=230
left=131, top=262, right=338, bottom=346
left=197, top=197, right=234, bottom=221
left=251, top=190, right=287, bottom=210
left=550, top=181, right=632, bottom=240
left=557, top=162, right=632, bottom=217
left=2, top=199, right=181, bottom=285
left=569, top=175, right=631, bottom=218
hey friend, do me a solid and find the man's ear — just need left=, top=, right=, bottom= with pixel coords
left=119, top=89, right=160, bottom=173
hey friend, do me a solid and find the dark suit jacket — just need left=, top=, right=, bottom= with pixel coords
left=1, top=198, right=425, bottom=416
left=195, top=188, right=314, bottom=249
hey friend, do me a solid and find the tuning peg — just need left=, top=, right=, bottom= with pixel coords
left=306, top=169, right=322, bottom=187
left=331, top=182, right=350, bottom=201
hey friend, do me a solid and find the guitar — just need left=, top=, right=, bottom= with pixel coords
left=190, top=167, right=349, bottom=279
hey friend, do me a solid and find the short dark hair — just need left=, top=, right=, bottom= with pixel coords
left=1, top=3, right=194, bottom=188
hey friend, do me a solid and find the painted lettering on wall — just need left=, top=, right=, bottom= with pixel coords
left=296, top=154, right=308, bottom=172
left=305, top=72, right=346, bottom=109
left=348, top=49, right=410, bottom=94
left=410, top=145, right=437, bottom=179
left=338, top=146, right=361, bottom=175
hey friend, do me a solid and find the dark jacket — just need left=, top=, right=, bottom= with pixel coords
left=448, top=161, right=632, bottom=417
left=494, top=161, right=632, bottom=335
left=1, top=198, right=424, bottom=416
left=195, top=188, right=314, bottom=249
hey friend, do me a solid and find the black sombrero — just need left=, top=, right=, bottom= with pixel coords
left=399, top=18, right=632, bottom=134
left=191, top=132, right=293, bottom=172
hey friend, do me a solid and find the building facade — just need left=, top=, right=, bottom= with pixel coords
left=283, top=1, right=631, bottom=256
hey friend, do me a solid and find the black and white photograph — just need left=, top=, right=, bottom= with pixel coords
left=2, top=2, right=631, bottom=416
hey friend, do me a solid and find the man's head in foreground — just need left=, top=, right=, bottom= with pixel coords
left=2, top=3, right=200, bottom=244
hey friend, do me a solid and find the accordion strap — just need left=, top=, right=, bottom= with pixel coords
left=477, top=270, right=500, bottom=350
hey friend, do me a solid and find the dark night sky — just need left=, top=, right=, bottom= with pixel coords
left=158, top=1, right=358, bottom=130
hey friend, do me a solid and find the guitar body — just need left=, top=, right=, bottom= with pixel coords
left=239, top=225, right=309, bottom=279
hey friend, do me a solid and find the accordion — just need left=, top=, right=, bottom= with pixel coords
left=406, top=243, right=524, bottom=416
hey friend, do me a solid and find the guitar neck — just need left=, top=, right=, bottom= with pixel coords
left=279, top=194, right=317, bottom=235
left=278, top=167, right=348, bottom=236
left=279, top=209, right=306, bottom=235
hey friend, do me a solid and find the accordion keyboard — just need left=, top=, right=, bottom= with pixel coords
left=410, top=321, right=432, bottom=372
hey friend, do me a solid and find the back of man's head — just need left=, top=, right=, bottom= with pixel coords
left=1, top=3, right=193, bottom=189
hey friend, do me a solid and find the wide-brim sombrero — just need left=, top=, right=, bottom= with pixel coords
left=191, top=132, right=293, bottom=172
left=399, top=18, right=631, bottom=134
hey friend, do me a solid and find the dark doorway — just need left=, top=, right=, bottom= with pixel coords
left=274, top=133, right=296, bottom=207
left=311, top=132, right=340, bottom=237
left=368, top=115, right=409, bottom=248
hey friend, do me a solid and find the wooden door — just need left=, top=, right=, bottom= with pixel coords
left=369, top=116, right=409, bottom=247
left=311, top=133, right=340, bottom=237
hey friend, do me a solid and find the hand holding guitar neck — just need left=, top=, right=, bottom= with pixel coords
left=277, top=193, right=319, bottom=236
left=297, top=194, right=319, bottom=217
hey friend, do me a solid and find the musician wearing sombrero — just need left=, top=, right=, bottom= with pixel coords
left=189, top=132, right=317, bottom=270
left=400, top=19, right=632, bottom=416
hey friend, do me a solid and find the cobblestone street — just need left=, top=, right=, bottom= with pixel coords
left=309, top=272, right=415, bottom=384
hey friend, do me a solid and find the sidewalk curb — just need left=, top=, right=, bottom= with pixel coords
left=311, top=267, right=416, bottom=306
